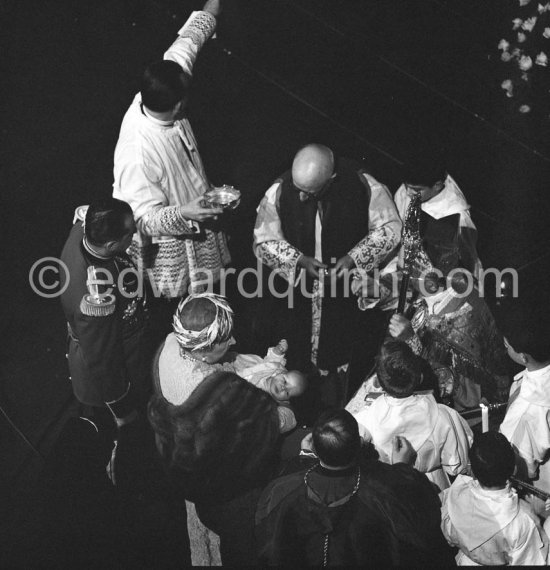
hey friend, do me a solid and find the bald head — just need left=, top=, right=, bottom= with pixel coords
left=292, top=144, right=335, bottom=197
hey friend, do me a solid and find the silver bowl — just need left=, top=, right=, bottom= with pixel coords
left=204, top=185, right=241, bottom=210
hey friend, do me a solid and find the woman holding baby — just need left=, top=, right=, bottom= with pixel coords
left=150, top=293, right=305, bottom=565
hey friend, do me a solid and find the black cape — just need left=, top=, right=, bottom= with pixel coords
left=256, top=458, right=455, bottom=567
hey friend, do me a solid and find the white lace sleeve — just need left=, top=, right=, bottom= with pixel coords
left=164, top=11, right=217, bottom=75
left=348, top=173, right=402, bottom=271
left=140, top=205, right=197, bottom=236
left=254, top=182, right=302, bottom=284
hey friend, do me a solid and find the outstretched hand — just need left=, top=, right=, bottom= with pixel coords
left=180, top=195, right=223, bottom=222
left=388, top=314, right=414, bottom=341
left=391, top=435, right=417, bottom=466
left=297, top=255, right=327, bottom=280
left=274, top=339, right=288, bottom=356
left=203, top=0, right=222, bottom=18
left=333, top=254, right=356, bottom=279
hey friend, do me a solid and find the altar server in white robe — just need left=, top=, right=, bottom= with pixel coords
left=113, top=0, right=230, bottom=299
left=354, top=340, right=472, bottom=491
left=499, top=303, right=550, bottom=496
left=440, top=431, right=549, bottom=566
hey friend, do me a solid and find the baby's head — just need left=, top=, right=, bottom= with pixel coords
left=267, top=370, right=307, bottom=402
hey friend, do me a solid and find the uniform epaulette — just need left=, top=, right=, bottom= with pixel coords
left=73, top=205, right=89, bottom=225
left=80, top=293, right=116, bottom=317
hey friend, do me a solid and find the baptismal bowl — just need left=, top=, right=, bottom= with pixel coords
left=203, top=185, right=241, bottom=210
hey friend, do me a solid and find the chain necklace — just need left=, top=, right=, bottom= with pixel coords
left=303, top=463, right=361, bottom=567
left=179, top=347, right=206, bottom=363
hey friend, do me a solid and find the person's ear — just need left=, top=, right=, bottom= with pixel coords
left=300, top=432, right=315, bottom=453
left=195, top=348, right=209, bottom=363
left=105, top=240, right=119, bottom=253
left=172, top=100, right=183, bottom=117
left=519, top=352, right=529, bottom=365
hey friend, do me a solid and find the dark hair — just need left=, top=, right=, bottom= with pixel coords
left=172, top=294, right=234, bottom=349
left=140, top=60, right=190, bottom=113
left=178, top=297, right=217, bottom=331
left=470, top=432, right=515, bottom=487
left=402, top=149, right=447, bottom=188
left=376, top=340, right=423, bottom=398
left=312, top=409, right=361, bottom=467
left=497, top=301, right=550, bottom=363
left=148, top=371, right=279, bottom=502
left=84, top=198, right=133, bottom=246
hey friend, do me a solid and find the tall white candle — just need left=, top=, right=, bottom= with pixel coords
left=481, top=403, right=489, bottom=433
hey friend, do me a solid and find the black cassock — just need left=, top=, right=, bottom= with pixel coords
left=256, top=457, right=454, bottom=567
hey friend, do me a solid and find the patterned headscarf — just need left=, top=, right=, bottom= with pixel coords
left=173, top=293, right=234, bottom=351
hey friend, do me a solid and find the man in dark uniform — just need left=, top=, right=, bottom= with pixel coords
left=58, top=199, right=191, bottom=556
left=60, top=198, right=148, bottom=438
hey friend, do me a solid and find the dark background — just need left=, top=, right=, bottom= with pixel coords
left=2, top=0, right=549, bottom=565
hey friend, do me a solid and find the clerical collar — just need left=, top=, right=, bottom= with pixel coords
left=318, top=459, right=357, bottom=475
left=141, top=103, right=175, bottom=127
left=317, top=463, right=358, bottom=478
left=82, top=236, right=112, bottom=260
